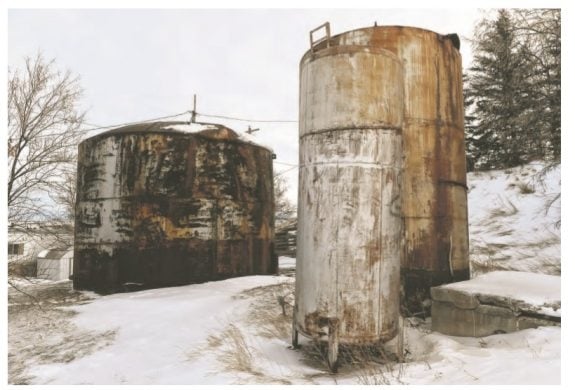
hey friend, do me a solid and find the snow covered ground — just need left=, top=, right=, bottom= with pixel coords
left=7, top=163, right=561, bottom=385
left=8, top=275, right=560, bottom=385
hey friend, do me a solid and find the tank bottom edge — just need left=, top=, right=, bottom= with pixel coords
left=73, top=270, right=278, bottom=295
left=72, top=242, right=278, bottom=294
left=295, top=324, right=398, bottom=345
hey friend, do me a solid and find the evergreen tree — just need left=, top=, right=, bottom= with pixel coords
left=465, top=9, right=560, bottom=170
left=512, top=9, right=561, bottom=161
left=466, top=10, right=532, bottom=169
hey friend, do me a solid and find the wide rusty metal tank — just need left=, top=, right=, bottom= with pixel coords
left=294, top=35, right=404, bottom=370
left=325, top=26, right=470, bottom=314
left=74, top=121, right=276, bottom=293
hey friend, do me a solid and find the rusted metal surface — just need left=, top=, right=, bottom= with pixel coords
left=317, top=26, right=470, bottom=314
left=74, top=122, right=276, bottom=293
left=295, top=45, right=403, bottom=345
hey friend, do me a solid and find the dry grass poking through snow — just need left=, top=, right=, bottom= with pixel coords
left=298, top=340, right=405, bottom=384
left=238, top=281, right=295, bottom=340
left=227, top=280, right=409, bottom=384
left=208, top=324, right=255, bottom=373
left=8, top=281, right=116, bottom=384
left=188, top=281, right=295, bottom=384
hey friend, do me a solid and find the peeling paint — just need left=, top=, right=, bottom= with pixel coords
left=74, top=122, right=276, bottom=293
left=325, top=26, right=470, bottom=314
left=295, top=46, right=403, bottom=344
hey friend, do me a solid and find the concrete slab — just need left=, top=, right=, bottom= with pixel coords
left=431, top=271, right=560, bottom=337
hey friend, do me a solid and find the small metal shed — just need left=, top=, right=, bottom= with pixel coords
left=37, top=248, right=74, bottom=281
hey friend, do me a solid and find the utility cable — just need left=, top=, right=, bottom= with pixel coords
left=76, top=110, right=298, bottom=134
left=274, top=165, right=299, bottom=177
left=196, top=112, right=297, bottom=123
left=77, top=111, right=190, bottom=133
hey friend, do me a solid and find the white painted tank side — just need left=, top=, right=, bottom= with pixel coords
left=296, top=46, right=403, bottom=343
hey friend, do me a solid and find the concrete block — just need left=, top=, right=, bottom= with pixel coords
left=432, top=301, right=517, bottom=337
left=431, top=286, right=479, bottom=309
left=432, top=300, right=475, bottom=337
left=474, top=304, right=517, bottom=336
left=431, top=271, right=560, bottom=337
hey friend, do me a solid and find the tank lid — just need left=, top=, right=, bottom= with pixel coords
left=83, top=121, right=273, bottom=152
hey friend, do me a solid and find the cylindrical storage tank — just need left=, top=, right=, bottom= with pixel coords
left=294, top=44, right=404, bottom=369
left=74, top=122, right=276, bottom=293
left=327, top=26, right=470, bottom=314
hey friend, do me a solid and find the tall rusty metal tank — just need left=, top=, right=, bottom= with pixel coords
left=323, top=25, right=470, bottom=314
left=294, top=24, right=404, bottom=371
left=74, top=121, right=276, bottom=293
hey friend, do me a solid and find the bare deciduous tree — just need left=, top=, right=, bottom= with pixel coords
left=274, top=174, right=296, bottom=224
left=8, top=53, right=84, bottom=226
left=8, top=54, right=84, bottom=280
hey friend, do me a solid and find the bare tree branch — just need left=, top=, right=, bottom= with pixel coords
left=274, top=174, right=296, bottom=224
left=8, top=53, right=85, bottom=230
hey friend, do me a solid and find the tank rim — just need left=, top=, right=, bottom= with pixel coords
left=334, top=24, right=455, bottom=40
left=301, top=24, right=460, bottom=64
left=79, top=121, right=273, bottom=152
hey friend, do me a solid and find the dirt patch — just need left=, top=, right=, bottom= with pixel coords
left=8, top=280, right=116, bottom=384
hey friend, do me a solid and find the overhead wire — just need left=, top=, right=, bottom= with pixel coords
left=196, top=112, right=297, bottom=123
left=76, top=111, right=191, bottom=133
left=274, top=165, right=299, bottom=177
left=76, top=110, right=298, bottom=134
left=274, top=161, right=299, bottom=167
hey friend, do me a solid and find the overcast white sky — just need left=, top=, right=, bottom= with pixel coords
left=7, top=8, right=486, bottom=203
left=6, top=3, right=572, bottom=205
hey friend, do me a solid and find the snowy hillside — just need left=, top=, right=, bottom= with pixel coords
left=467, top=162, right=561, bottom=276
left=7, top=163, right=561, bottom=385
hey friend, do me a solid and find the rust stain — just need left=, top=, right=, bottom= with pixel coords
left=323, top=26, right=469, bottom=314
left=296, top=25, right=468, bottom=329
left=74, top=122, right=276, bottom=294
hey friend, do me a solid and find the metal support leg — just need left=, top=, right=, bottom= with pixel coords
left=292, top=312, right=299, bottom=349
left=327, top=318, right=339, bottom=373
left=397, top=316, right=405, bottom=363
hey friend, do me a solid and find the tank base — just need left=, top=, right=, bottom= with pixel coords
left=73, top=242, right=277, bottom=294
left=293, top=318, right=407, bottom=373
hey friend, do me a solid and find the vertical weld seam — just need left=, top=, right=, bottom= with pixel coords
left=434, top=51, right=442, bottom=274
left=449, top=234, right=453, bottom=278
left=295, top=59, right=303, bottom=317
left=378, top=147, right=385, bottom=337
left=334, top=159, right=340, bottom=321
left=214, top=200, right=219, bottom=277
